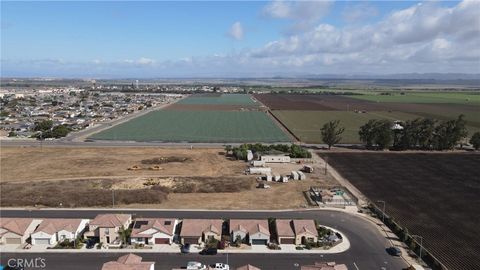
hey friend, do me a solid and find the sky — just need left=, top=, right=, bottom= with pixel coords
left=1, top=0, right=479, bottom=78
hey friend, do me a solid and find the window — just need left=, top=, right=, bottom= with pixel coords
left=105, top=228, right=109, bottom=235
left=164, top=221, right=171, bottom=225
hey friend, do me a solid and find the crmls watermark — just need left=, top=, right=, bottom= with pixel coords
left=5, top=257, right=46, bottom=269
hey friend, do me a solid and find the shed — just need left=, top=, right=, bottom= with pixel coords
left=260, top=155, right=291, bottom=163
left=297, top=171, right=306, bottom=180
left=273, top=174, right=281, bottom=181
left=248, top=167, right=272, bottom=175
left=252, top=160, right=265, bottom=167
left=246, top=150, right=254, bottom=161
left=291, top=171, right=299, bottom=180
left=264, top=174, right=273, bottom=182
left=280, top=176, right=289, bottom=183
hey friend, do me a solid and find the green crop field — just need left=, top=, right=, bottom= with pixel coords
left=89, top=110, right=291, bottom=143
left=348, top=92, right=480, bottom=105
left=273, top=110, right=480, bottom=144
left=177, top=94, right=258, bottom=106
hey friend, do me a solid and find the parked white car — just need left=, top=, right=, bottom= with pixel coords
left=187, top=261, right=207, bottom=270
left=213, top=263, right=230, bottom=270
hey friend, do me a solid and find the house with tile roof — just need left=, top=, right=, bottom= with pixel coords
left=31, top=218, right=88, bottom=245
left=275, top=219, right=318, bottom=245
left=230, top=219, right=270, bottom=245
left=102, top=253, right=154, bottom=270
left=131, top=218, right=177, bottom=245
left=0, top=218, right=42, bottom=245
left=293, top=220, right=318, bottom=245
left=84, top=214, right=131, bottom=245
left=179, top=219, right=223, bottom=245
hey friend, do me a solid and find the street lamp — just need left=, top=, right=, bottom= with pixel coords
left=412, top=234, right=423, bottom=260
left=376, top=200, right=386, bottom=223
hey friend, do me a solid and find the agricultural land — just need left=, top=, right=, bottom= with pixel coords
left=254, top=93, right=480, bottom=143
left=89, top=94, right=291, bottom=143
left=319, top=151, right=480, bottom=270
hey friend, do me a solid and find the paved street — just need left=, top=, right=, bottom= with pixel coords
left=0, top=209, right=408, bottom=270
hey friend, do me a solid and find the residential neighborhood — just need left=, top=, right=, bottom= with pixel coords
left=0, top=214, right=345, bottom=254
left=0, top=88, right=182, bottom=138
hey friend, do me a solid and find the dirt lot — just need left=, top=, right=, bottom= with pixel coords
left=0, top=146, right=335, bottom=210
left=0, top=146, right=245, bottom=182
left=319, top=151, right=480, bottom=270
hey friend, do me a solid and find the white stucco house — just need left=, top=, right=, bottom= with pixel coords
left=31, top=218, right=89, bottom=245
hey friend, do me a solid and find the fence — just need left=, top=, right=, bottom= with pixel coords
left=370, top=203, right=449, bottom=270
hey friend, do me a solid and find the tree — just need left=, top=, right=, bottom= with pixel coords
left=119, top=226, right=132, bottom=245
left=320, top=120, right=345, bottom=149
left=34, top=120, right=53, bottom=132
left=470, top=132, right=480, bottom=150
left=359, top=119, right=393, bottom=150
left=359, top=120, right=377, bottom=149
left=375, top=120, right=393, bottom=149
left=51, top=125, right=70, bottom=138
left=433, top=115, right=468, bottom=150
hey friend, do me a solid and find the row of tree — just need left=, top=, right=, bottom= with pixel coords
left=320, top=115, right=480, bottom=150
left=226, top=143, right=312, bottom=160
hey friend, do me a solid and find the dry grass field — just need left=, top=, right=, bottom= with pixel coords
left=0, top=146, right=244, bottom=182
left=0, top=146, right=335, bottom=209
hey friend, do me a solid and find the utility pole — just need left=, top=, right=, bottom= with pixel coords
left=112, top=189, right=115, bottom=208
left=377, top=200, right=386, bottom=223
left=412, top=234, right=423, bottom=260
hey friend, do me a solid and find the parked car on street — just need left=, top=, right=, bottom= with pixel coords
left=186, top=261, right=207, bottom=270
left=386, top=246, right=402, bottom=256
left=212, top=263, right=230, bottom=270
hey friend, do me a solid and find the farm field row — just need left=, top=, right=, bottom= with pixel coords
left=177, top=93, right=259, bottom=106
left=273, top=110, right=480, bottom=144
left=347, top=91, right=480, bottom=105
left=320, top=152, right=480, bottom=270
left=89, top=110, right=291, bottom=143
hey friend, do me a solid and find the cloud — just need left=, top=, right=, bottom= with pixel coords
left=122, top=57, right=155, bottom=66
left=262, top=1, right=333, bottom=32
left=137, top=57, right=155, bottom=65
left=227, top=21, right=244, bottom=40
left=342, top=2, right=379, bottom=23
left=3, top=1, right=479, bottom=77
left=250, top=0, right=480, bottom=72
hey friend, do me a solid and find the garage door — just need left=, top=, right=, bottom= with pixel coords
left=35, top=238, right=51, bottom=245
left=280, top=238, right=295, bottom=244
left=6, top=238, right=21, bottom=244
left=183, top=237, right=198, bottom=244
left=155, top=238, right=169, bottom=244
left=251, top=239, right=268, bottom=245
